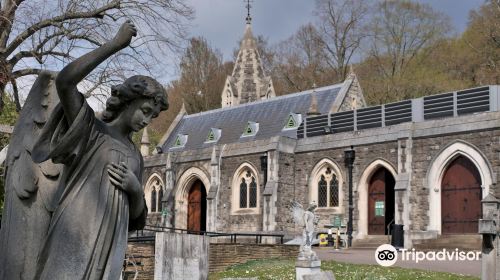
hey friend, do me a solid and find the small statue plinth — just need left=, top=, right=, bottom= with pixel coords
left=295, top=259, right=322, bottom=280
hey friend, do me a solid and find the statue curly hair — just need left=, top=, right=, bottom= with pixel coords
left=101, top=75, right=169, bottom=122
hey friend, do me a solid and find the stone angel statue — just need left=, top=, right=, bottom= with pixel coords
left=291, top=201, right=319, bottom=261
left=0, top=20, right=168, bottom=280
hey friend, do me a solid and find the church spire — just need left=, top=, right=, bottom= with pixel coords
left=220, top=1, right=276, bottom=108
left=140, top=128, right=150, bottom=156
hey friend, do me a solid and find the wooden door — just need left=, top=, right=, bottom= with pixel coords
left=187, top=181, right=202, bottom=232
left=368, top=168, right=386, bottom=235
left=441, top=156, right=482, bottom=234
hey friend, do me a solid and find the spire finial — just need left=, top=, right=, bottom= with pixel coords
left=245, top=0, right=253, bottom=24
left=308, top=83, right=320, bottom=116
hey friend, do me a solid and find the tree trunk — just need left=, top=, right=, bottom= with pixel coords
left=0, top=83, right=5, bottom=114
left=0, top=56, right=8, bottom=113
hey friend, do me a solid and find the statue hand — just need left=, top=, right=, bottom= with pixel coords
left=107, top=162, right=142, bottom=199
left=112, top=20, right=137, bottom=48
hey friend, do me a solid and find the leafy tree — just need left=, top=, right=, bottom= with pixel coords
left=175, top=37, right=232, bottom=114
left=271, top=24, right=330, bottom=93
left=458, top=0, right=500, bottom=85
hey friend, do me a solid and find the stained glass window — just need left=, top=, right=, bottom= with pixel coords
left=207, top=130, right=215, bottom=141
left=245, top=126, right=253, bottom=135
left=174, top=136, right=181, bottom=146
left=249, top=177, right=257, bottom=208
left=158, top=187, right=163, bottom=211
left=240, top=178, right=248, bottom=208
left=315, top=165, right=341, bottom=208
left=329, top=176, right=339, bottom=207
left=285, top=114, right=297, bottom=128
left=151, top=189, right=157, bottom=213
left=318, top=175, right=328, bottom=207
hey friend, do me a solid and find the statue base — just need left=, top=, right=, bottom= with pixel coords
left=295, top=259, right=321, bottom=280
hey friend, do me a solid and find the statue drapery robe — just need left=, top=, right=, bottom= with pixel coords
left=32, top=98, right=146, bottom=280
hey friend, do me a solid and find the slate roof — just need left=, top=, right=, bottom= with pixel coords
left=162, top=83, right=344, bottom=151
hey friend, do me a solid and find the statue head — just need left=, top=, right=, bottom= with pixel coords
left=102, top=75, right=168, bottom=131
left=307, top=202, right=317, bottom=212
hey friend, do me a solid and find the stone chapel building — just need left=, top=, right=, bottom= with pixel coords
left=140, top=19, right=500, bottom=248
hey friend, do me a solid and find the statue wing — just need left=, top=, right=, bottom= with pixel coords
left=5, top=71, right=62, bottom=203
left=291, top=201, right=305, bottom=227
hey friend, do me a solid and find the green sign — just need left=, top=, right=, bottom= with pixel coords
left=375, top=201, right=384, bottom=216
left=333, top=215, right=342, bottom=227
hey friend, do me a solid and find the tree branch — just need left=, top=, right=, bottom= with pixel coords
left=5, top=0, right=120, bottom=56
left=9, top=77, right=21, bottom=111
left=12, top=67, right=42, bottom=78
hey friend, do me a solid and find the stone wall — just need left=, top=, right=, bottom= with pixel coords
left=276, top=152, right=297, bottom=233
left=125, top=242, right=300, bottom=278
left=124, top=242, right=155, bottom=280
left=409, top=131, right=500, bottom=231
left=291, top=142, right=398, bottom=233
left=208, top=243, right=300, bottom=273
left=217, top=153, right=264, bottom=232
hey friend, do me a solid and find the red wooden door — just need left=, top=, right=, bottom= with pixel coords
left=187, top=181, right=202, bottom=232
left=441, top=156, right=482, bottom=234
left=368, top=168, right=386, bottom=235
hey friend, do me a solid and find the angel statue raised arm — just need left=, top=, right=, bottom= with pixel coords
left=291, top=200, right=320, bottom=261
left=0, top=20, right=168, bottom=280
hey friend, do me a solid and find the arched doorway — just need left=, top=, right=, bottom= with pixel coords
left=368, top=167, right=395, bottom=235
left=187, top=180, right=207, bottom=232
left=441, top=155, right=482, bottom=234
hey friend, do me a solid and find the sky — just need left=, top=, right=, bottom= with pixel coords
left=14, top=0, right=488, bottom=111
left=185, top=0, right=485, bottom=62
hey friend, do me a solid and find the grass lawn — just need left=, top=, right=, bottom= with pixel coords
left=209, top=258, right=479, bottom=280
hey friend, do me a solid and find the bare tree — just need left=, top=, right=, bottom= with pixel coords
left=314, top=0, right=370, bottom=81
left=0, top=0, right=193, bottom=111
left=367, top=1, right=450, bottom=80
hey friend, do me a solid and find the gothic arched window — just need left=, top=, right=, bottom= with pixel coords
left=158, top=188, right=164, bottom=212
left=310, top=160, right=343, bottom=209
left=145, top=174, right=164, bottom=213
left=318, top=175, right=328, bottom=207
left=329, top=176, right=339, bottom=207
left=240, top=178, right=248, bottom=208
left=249, top=177, right=257, bottom=208
left=151, top=189, right=157, bottom=212
left=232, top=164, right=260, bottom=214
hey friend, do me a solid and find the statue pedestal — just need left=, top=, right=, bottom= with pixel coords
left=296, top=259, right=321, bottom=280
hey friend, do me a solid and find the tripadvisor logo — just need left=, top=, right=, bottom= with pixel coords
left=375, top=244, right=398, bottom=267
left=375, top=244, right=481, bottom=267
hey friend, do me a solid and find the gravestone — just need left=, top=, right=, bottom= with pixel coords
left=155, top=232, right=209, bottom=280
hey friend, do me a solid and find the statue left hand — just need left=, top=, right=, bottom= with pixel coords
left=112, top=20, right=138, bottom=48
left=107, top=162, right=142, bottom=199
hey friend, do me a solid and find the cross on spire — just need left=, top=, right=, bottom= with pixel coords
left=245, top=0, right=253, bottom=24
